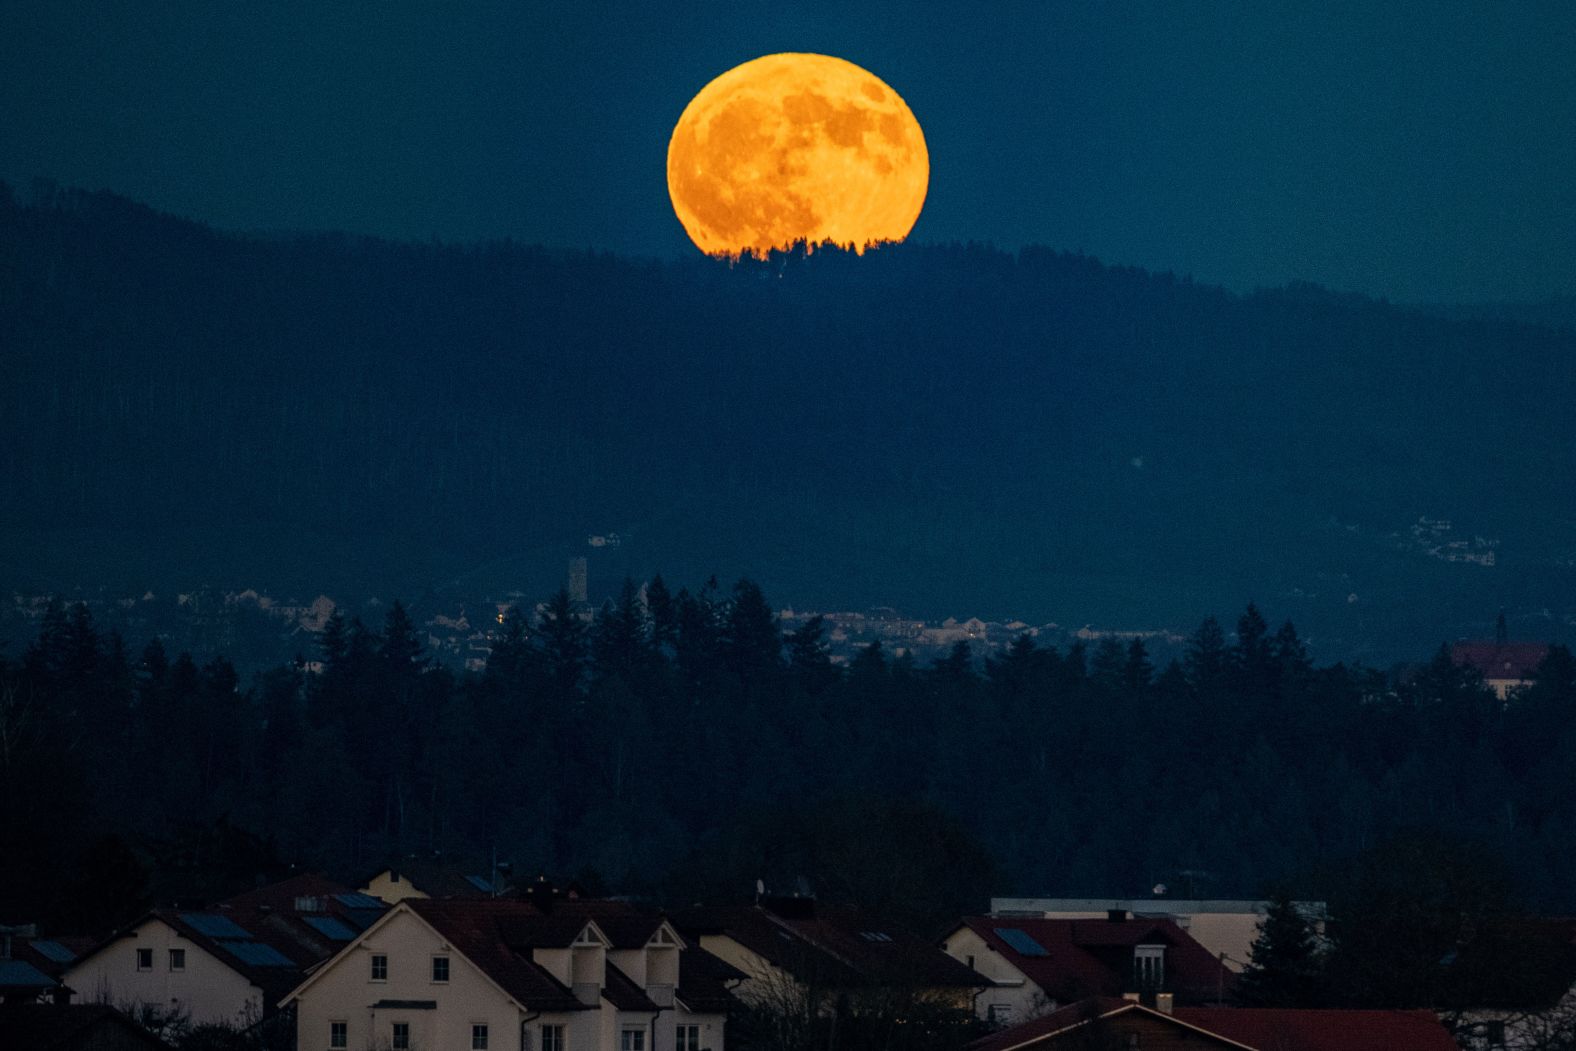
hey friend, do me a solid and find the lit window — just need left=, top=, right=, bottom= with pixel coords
left=432, top=956, right=450, bottom=982
left=330, top=1022, right=348, bottom=1049
left=371, top=954, right=388, bottom=981
left=541, top=1024, right=566, bottom=1051
left=136, top=948, right=153, bottom=970
left=472, top=1024, right=489, bottom=1049
left=392, top=1022, right=410, bottom=1050
left=676, top=1025, right=700, bottom=1051
left=168, top=948, right=185, bottom=972
left=621, top=1029, right=645, bottom=1051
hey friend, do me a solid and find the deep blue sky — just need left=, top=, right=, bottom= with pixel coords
left=4, top=0, right=1574, bottom=302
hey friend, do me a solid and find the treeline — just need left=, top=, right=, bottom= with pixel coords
left=5, top=578, right=1576, bottom=936
left=6, top=183, right=1576, bottom=652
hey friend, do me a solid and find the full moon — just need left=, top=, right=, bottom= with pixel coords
left=667, top=53, right=929, bottom=257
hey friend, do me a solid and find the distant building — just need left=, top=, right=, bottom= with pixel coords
left=569, top=557, right=589, bottom=607
left=1451, top=641, right=1550, bottom=701
left=988, top=897, right=1325, bottom=973
left=941, top=911, right=1235, bottom=1024
left=674, top=898, right=986, bottom=1013
left=360, top=858, right=510, bottom=903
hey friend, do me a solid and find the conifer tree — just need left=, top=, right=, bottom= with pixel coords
left=1235, top=891, right=1325, bottom=1006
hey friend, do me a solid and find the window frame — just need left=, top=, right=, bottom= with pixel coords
left=676, top=1024, right=701, bottom=1051
left=620, top=1027, right=646, bottom=1051
left=135, top=947, right=153, bottom=971
left=329, top=1021, right=348, bottom=1050
left=471, top=1023, right=489, bottom=1050
left=391, top=1021, right=410, bottom=1050
left=540, top=1023, right=567, bottom=1051
left=432, top=954, right=450, bottom=983
left=371, top=954, right=388, bottom=982
left=168, top=948, right=186, bottom=972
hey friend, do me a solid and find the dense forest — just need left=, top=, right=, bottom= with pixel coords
left=4, top=182, right=1576, bottom=659
left=5, top=579, right=1576, bottom=943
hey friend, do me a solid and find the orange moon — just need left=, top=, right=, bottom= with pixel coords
left=667, top=53, right=929, bottom=256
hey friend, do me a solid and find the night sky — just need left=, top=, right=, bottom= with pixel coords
left=4, top=0, right=1574, bottom=303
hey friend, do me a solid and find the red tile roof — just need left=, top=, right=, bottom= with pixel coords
left=969, top=999, right=1457, bottom=1051
left=1451, top=641, right=1549, bottom=681
left=1173, top=1007, right=1459, bottom=1051
left=957, top=916, right=1233, bottom=1005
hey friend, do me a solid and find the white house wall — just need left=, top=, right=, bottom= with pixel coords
left=64, top=919, right=262, bottom=1028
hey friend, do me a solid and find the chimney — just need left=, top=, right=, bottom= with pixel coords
left=1107, top=909, right=1127, bottom=923
left=1156, top=993, right=1174, bottom=1014
left=1122, top=992, right=1140, bottom=1003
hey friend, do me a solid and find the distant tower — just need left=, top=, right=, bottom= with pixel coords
left=567, top=557, right=588, bottom=607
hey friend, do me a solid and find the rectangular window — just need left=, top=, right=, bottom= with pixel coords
left=169, top=948, right=186, bottom=972
left=392, top=1022, right=410, bottom=1050
left=988, top=1004, right=1014, bottom=1024
left=330, top=1022, right=348, bottom=1049
left=541, top=1024, right=566, bottom=1051
left=620, top=1028, right=645, bottom=1051
left=472, top=1024, right=489, bottom=1049
left=432, top=955, right=450, bottom=982
left=1133, top=945, right=1165, bottom=990
left=136, top=948, right=153, bottom=970
left=371, top=954, right=388, bottom=981
left=676, top=1025, right=700, bottom=1051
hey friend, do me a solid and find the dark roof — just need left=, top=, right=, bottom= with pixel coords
left=0, top=1004, right=169, bottom=1050
left=0, top=959, right=58, bottom=990
left=1451, top=641, right=1550, bottom=681
left=548, top=901, right=666, bottom=948
left=1174, top=1007, right=1459, bottom=1051
left=15, top=936, right=96, bottom=980
left=603, top=962, right=659, bottom=1012
left=220, top=872, right=348, bottom=911
left=404, top=900, right=588, bottom=1012
left=367, top=859, right=504, bottom=900
left=956, top=916, right=1233, bottom=1005
left=969, top=1000, right=1458, bottom=1051
left=675, top=903, right=986, bottom=991
left=676, top=949, right=745, bottom=1013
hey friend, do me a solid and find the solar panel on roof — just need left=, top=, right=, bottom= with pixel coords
left=334, top=893, right=384, bottom=910
left=0, top=960, right=57, bottom=987
left=179, top=913, right=252, bottom=939
left=465, top=875, right=494, bottom=892
left=30, top=940, right=76, bottom=963
left=994, top=927, right=1050, bottom=957
left=222, top=941, right=295, bottom=967
left=303, top=916, right=356, bottom=941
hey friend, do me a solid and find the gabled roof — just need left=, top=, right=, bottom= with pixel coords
left=403, top=900, right=589, bottom=1012
left=955, top=916, right=1233, bottom=1005
left=967, top=998, right=1250, bottom=1051
left=676, top=948, right=746, bottom=1014
left=603, top=962, right=660, bottom=1012
left=1174, top=1007, right=1460, bottom=1051
left=363, top=859, right=504, bottom=900
left=675, top=902, right=986, bottom=991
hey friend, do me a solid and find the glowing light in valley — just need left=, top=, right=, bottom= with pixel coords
left=667, top=53, right=929, bottom=256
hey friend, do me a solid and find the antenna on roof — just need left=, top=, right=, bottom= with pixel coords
left=755, top=879, right=765, bottom=903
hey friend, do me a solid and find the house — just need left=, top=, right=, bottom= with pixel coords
left=673, top=898, right=987, bottom=1012
left=0, top=925, right=98, bottom=1004
left=61, top=873, right=386, bottom=1029
left=283, top=897, right=738, bottom=1051
left=989, top=897, right=1327, bottom=971
left=942, top=912, right=1234, bottom=1024
left=361, top=857, right=512, bottom=903
left=0, top=1003, right=170, bottom=1050
left=1451, top=641, right=1551, bottom=701
left=967, top=997, right=1458, bottom=1051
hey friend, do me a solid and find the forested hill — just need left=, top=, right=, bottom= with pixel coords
left=4, top=183, right=1575, bottom=660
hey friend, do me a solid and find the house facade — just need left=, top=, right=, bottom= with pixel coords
left=942, top=913, right=1234, bottom=1025
left=284, top=898, right=733, bottom=1051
